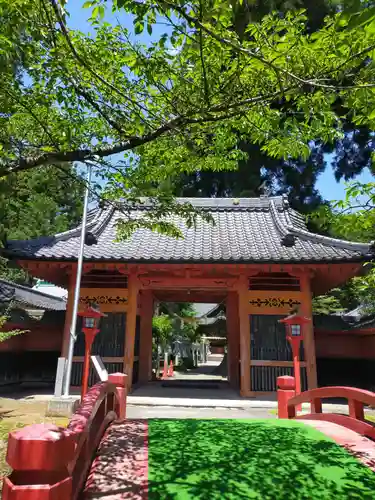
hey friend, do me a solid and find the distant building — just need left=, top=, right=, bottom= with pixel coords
left=0, top=279, right=66, bottom=387
left=33, top=279, right=67, bottom=299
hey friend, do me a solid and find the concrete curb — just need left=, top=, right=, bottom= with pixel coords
left=126, top=396, right=350, bottom=412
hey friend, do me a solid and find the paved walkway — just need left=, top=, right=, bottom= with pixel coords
left=173, top=354, right=227, bottom=381
left=301, top=419, right=375, bottom=471
left=128, top=383, right=364, bottom=414
left=126, top=405, right=274, bottom=419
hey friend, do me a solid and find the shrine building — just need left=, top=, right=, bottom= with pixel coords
left=3, top=196, right=373, bottom=396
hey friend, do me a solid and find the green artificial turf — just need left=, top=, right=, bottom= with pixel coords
left=148, top=419, right=375, bottom=500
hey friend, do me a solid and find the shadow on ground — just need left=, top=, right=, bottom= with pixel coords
left=83, top=420, right=148, bottom=499
left=148, top=419, right=375, bottom=500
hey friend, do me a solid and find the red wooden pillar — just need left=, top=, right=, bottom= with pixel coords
left=237, top=275, right=251, bottom=396
left=138, top=290, right=154, bottom=384
left=300, top=273, right=318, bottom=389
left=108, top=372, right=128, bottom=419
left=277, top=375, right=296, bottom=419
left=226, top=291, right=240, bottom=390
left=123, top=274, right=139, bottom=392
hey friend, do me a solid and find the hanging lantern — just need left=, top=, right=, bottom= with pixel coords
left=78, top=304, right=106, bottom=398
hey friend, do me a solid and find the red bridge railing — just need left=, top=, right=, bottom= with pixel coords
left=277, top=375, right=375, bottom=440
left=2, top=372, right=127, bottom=500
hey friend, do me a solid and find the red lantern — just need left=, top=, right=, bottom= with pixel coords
left=78, top=305, right=106, bottom=398
left=279, top=313, right=310, bottom=406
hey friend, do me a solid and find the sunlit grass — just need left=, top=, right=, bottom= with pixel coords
left=148, top=419, right=375, bottom=499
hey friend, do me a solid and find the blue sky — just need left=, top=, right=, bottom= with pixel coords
left=66, top=2, right=374, bottom=202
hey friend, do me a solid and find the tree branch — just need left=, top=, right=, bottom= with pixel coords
left=69, top=81, right=127, bottom=136
left=1, top=87, right=285, bottom=175
left=155, top=0, right=375, bottom=91
left=49, top=0, right=158, bottom=124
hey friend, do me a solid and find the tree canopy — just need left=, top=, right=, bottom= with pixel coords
left=312, top=180, right=375, bottom=314
left=1, top=1, right=375, bottom=235
left=0, top=164, right=84, bottom=283
left=171, top=1, right=375, bottom=212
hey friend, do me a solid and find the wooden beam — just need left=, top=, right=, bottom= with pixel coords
left=123, top=274, right=139, bottom=391
left=250, top=360, right=307, bottom=367
left=138, top=276, right=238, bottom=289
left=153, top=291, right=226, bottom=303
left=138, top=290, right=154, bottom=384
left=72, top=356, right=130, bottom=363
left=82, top=263, right=95, bottom=274
left=300, top=273, right=318, bottom=389
left=237, top=275, right=251, bottom=396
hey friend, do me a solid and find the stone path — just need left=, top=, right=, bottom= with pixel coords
left=83, top=420, right=148, bottom=499
left=173, top=355, right=227, bottom=381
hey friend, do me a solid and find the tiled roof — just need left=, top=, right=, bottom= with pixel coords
left=0, top=279, right=66, bottom=311
left=4, top=196, right=373, bottom=264
left=313, top=313, right=375, bottom=332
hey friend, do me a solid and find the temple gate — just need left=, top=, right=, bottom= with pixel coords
left=4, top=196, right=372, bottom=395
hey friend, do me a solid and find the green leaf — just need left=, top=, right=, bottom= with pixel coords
left=347, top=7, right=375, bottom=29
left=98, top=5, right=105, bottom=19
left=91, top=6, right=100, bottom=19
left=134, top=22, right=144, bottom=35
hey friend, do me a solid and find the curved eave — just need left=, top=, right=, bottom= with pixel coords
left=5, top=254, right=370, bottom=265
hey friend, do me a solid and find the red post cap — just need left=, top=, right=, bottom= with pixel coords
left=6, top=424, right=76, bottom=471
left=2, top=475, right=72, bottom=500
left=108, top=372, right=127, bottom=388
left=277, top=375, right=296, bottom=390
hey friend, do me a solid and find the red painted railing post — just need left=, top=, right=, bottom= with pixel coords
left=108, top=372, right=128, bottom=419
left=311, top=397, right=322, bottom=414
left=2, top=423, right=76, bottom=499
left=348, top=398, right=365, bottom=420
left=277, top=376, right=296, bottom=419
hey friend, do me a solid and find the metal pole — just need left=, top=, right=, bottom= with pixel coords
left=63, top=164, right=92, bottom=396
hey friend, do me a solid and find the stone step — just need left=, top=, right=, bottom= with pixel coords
left=161, top=380, right=223, bottom=389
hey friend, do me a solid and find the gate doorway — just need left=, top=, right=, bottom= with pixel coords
left=151, top=301, right=229, bottom=390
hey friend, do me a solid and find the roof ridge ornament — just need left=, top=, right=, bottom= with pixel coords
left=282, top=194, right=290, bottom=208
left=270, top=198, right=297, bottom=247
left=281, top=234, right=297, bottom=247
left=257, top=180, right=270, bottom=197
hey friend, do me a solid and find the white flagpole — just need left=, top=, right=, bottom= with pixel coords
left=63, top=164, right=92, bottom=396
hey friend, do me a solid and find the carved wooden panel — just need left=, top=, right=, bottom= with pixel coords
left=249, top=297, right=301, bottom=309
left=248, top=290, right=302, bottom=314
left=79, top=288, right=128, bottom=312
left=79, top=295, right=128, bottom=305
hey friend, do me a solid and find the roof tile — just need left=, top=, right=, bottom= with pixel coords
left=4, top=196, right=372, bottom=264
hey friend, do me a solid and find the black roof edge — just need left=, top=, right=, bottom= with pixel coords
left=3, top=256, right=369, bottom=265
left=0, top=278, right=66, bottom=302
